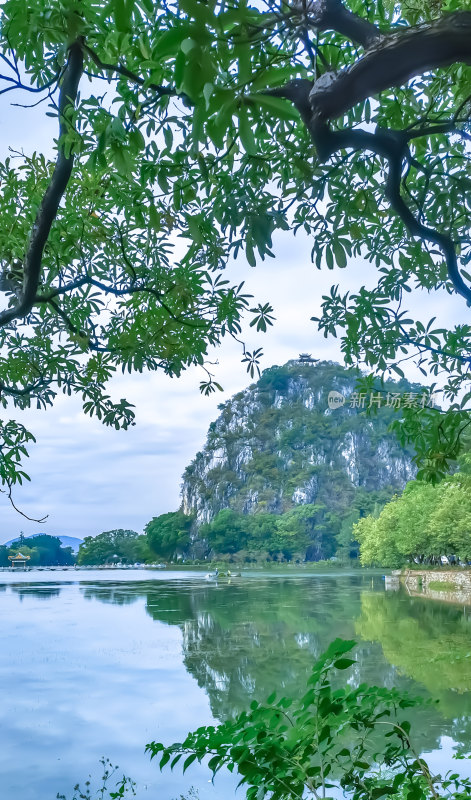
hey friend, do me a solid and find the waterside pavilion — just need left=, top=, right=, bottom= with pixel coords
left=8, top=552, right=31, bottom=570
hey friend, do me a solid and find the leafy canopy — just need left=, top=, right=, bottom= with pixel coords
left=77, top=528, right=150, bottom=563
left=355, top=459, right=471, bottom=566
left=145, top=510, right=192, bottom=558
left=1, top=0, right=471, bottom=502
left=200, top=504, right=338, bottom=560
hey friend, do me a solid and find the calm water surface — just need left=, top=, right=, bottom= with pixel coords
left=1, top=569, right=471, bottom=799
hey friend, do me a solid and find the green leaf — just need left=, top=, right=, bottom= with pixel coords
left=203, top=82, right=214, bottom=108
left=333, top=240, right=347, bottom=268
left=334, top=658, right=356, bottom=670
left=181, top=37, right=197, bottom=54
left=247, top=94, right=299, bottom=122
left=129, top=128, right=145, bottom=152
left=236, top=42, right=251, bottom=83
left=149, top=204, right=161, bottom=231
left=159, top=751, right=171, bottom=770
left=183, top=753, right=197, bottom=773
left=153, top=26, right=191, bottom=58
left=324, top=639, right=356, bottom=659
left=325, top=246, right=334, bottom=269
left=371, top=787, right=395, bottom=798
left=114, top=0, right=132, bottom=31
left=245, top=240, right=256, bottom=267
left=238, top=105, right=257, bottom=156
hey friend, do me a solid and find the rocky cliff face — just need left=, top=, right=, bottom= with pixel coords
left=181, top=361, right=417, bottom=531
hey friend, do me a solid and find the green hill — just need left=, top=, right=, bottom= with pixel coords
left=181, top=361, right=422, bottom=561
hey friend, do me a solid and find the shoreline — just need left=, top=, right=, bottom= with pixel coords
left=399, top=567, right=471, bottom=606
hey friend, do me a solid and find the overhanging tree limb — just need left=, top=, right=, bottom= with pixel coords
left=310, top=11, right=471, bottom=122
left=0, top=40, right=83, bottom=328
left=307, top=0, right=382, bottom=48
left=2, top=0, right=471, bottom=490
left=266, top=24, right=471, bottom=307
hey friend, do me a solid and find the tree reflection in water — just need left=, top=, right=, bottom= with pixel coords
left=9, top=583, right=62, bottom=600
left=81, top=575, right=471, bottom=753
left=357, top=589, right=471, bottom=749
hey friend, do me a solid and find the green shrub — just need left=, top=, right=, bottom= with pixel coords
left=148, top=640, right=471, bottom=800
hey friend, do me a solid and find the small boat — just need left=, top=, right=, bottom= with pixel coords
left=204, top=569, right=243, bottom=580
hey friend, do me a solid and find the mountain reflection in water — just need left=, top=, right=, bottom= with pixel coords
left=1, top=571, right=471, bottom=800
left=82, top=574, right=471, bottom=753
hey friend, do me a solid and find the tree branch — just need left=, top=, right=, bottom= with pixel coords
left=317, top=0, right=382, bottom=48
left=309, top=12, right=471, bottom=122
left=0, top=482, right=48, bottom=523
left=0, top=41, right=83, bottom=329
left=83, top=44, right=179, bottom=99
left=384, top=141, right=471, bottom=305
left=36, top=275, right=89, bottom=302
left=267, top=82, right=471, bottom=305
left=0, top=377, right=54, bottom=397
left=41, top=276, right=210, bottom=340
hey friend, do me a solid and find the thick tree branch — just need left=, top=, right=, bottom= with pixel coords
left=384, top=144, right=471, bottom=306
left=310, top=12, right=471, bottom=122
left=0, top=41, right=83, bottom=328
left=316, top=0, right=382, bottom=48
left=330, top=127, right=471, bottom=305
left=404, top=122, right=471, bottom=142
left=268, top=81, right=471, bottom=305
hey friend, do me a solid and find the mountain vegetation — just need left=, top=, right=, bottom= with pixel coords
left=2, top=0, right=471, bottom=507
left=176, top=361, right=421, bottom=561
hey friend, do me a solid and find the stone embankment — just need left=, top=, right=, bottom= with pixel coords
left=400, top=568, right=471, bottom=605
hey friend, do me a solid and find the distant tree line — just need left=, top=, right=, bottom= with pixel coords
left=76, top=507, right=353, bottom=565
left=77, top=491, right=393, bottom=565
left=141, top=492, right=390, bottom=564
left=3, top=483, right=415, bottom=569
left=0, top=534, right=74, bottom=567
left=77, top=529, right=152, bottom=565
left=139, top=506, right=339, bottom=563
left=198, top=506, right=328, bottom=562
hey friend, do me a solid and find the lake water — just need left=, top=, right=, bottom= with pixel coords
left=1, top=569, right=471, bottom=799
